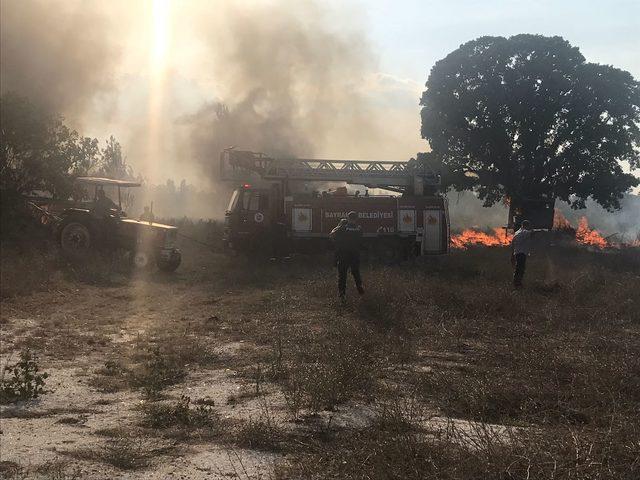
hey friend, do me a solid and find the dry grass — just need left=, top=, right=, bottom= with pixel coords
left=276, top=401, right=639, bottom=480
left=0, top=460, right=82, bottom=480
left=2, top=229, right=639, bottom=477
left=265, top=246, right=640, bottom=478
left=234, top=398, right=286, bottom=452
left=64, top=430, right=171, bottom=471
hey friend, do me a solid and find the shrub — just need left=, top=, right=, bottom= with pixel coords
left=130, top=347, right=186, bottom=398
left=141, top=395, right=222, bottom=440
left=0, top=350, right=49, bottom=404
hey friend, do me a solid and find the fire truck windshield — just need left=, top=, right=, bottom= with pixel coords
left=227, top=190, right=240, bottom=212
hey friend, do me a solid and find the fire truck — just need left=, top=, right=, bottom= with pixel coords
left=220, top=148, right=450, bottom=258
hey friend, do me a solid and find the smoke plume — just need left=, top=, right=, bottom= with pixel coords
left=181, top=0, right=382, bottom=179
left=0, top=0, right=119, bottom=121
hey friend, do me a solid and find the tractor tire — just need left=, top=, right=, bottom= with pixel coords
left=59, top=221, right=92, bottom=260
left=157, top=252, right=182, bottom=272
left=131, top=251, right=153, bottom=270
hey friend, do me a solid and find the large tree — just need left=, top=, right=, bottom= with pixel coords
left=420, top=34, right=640, bottom=210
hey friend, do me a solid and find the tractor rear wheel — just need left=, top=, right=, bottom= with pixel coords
left=60, top=221, right=92, bottom=259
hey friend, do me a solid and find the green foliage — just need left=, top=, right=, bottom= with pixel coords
left=0, top=349, right=49, bottom=403
left=420, top=34, right=640, bottom=210
left=0, top=93, right=132, bottom=209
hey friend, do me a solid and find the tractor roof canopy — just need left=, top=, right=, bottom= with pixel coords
left=75, top=177, right=141, bottom=188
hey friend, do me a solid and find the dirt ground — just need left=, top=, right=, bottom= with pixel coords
left=1, top=238, right=639, bottom=479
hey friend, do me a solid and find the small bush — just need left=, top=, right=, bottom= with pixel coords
left=130, top=347, right=186, bottom=398
left=89, top=360, right=129, bottom=393
left=0, top=350, right=49, bottom=404
left=141, top=395, right=222, bottom=439
left=100, top=434, right=151, bottom=470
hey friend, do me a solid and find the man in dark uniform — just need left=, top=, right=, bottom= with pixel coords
left=330, top=211, right=365, bottom=299
left=92, top=188, right=118, bottom=218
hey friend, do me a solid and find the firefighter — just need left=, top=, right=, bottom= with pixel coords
left=330, top=211, right=365, bottom=299
left=511, top=219, right=546, bottom=288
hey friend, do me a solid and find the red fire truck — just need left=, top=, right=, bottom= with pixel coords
left=220, top=149, right=450, bottom=258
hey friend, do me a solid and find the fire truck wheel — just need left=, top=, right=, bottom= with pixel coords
left=131, top=251, right=152, bottom=270
left=157, top=252, right=181, bottom=272
left=60, top=221, right=92, bottom=260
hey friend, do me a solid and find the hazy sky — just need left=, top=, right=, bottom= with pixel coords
left=2, top=0, right=638, bottom=186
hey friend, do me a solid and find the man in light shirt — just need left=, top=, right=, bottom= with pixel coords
left=511, top=219, right=546, bottom=288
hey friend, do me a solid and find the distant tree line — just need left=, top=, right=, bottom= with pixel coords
left=0, top=93, right=225, bottom=224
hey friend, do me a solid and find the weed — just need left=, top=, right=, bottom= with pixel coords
left=130, top=347, right=186, bottom=398
left=89, top=359, right=129, bottom=393
left=141, top=395, right=222, bottom=439
left=100, top=434, right=151, bottom=470
left=235, top=399, right=284, bottom=452
left=0, top=350, right=49, bottom=404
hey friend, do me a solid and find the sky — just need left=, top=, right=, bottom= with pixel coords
left=363, top=0, right=640, bottom=81
left=1, top=0, right=639, bottom=188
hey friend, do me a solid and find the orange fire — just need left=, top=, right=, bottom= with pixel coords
left=452, top=214, right=614, bottom=250
left=575, top=216, right=608, bottom=248
left=553, top=210, right=572, bottom=230
left=451, top=227, right=512, bottom=249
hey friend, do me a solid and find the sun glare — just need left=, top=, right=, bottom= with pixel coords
left=146, top=0, right=172, bottom=198
left=152, top=0, right=171, bottom=69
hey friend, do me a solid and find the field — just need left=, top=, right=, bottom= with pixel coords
left=1, top=227, right=639, bottom=479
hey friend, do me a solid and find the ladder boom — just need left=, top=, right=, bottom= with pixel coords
left=220, top=148, right=440, bottom=191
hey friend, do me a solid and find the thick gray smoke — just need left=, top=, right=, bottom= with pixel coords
left=0, top=0, right=118, bottom=121
left=181, top=0, right=380, bottom=178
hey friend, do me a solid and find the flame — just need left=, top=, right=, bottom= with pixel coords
left=451, top=227, right=512, bottom=249
left=553, top=210, right=572, bottom=230
left=575, top=216, right=608, bottom=248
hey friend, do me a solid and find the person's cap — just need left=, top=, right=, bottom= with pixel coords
left=347, top=211, right=358, bottom=220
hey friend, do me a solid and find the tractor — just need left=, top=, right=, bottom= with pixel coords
left=30, top=177, right=181, bottom=272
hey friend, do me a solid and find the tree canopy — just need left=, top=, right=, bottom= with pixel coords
left=0, top=93, right=131, bottom=206
left=420, top=34, right=640, bottom=210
